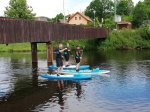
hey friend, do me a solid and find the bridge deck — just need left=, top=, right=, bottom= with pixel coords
left=0, top=18, right=108, bottom=44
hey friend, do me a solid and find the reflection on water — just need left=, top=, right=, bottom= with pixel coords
left=0, top=50, right=150, bottom=112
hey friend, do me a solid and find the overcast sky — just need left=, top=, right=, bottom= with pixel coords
left=0, top=0, right=141, bottom=18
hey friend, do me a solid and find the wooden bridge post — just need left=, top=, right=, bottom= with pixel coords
left=47, top=41, right=53, bottom=66
left=31, top=42, right=38, bottom=72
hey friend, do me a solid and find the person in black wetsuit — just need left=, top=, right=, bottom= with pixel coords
left=75, top=45, right=83, bottom=72
left=64, top=44, right=71, bottom=67
left=55, top=43, right=67, bottom=75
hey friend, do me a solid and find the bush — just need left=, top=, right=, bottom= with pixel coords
left=138, top=25, right=150, bottom=40
left=99, top=29, right=145, bottom=50
left=103, top=18, right=116, bottom=29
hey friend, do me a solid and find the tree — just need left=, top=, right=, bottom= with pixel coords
left=143, top=0, right=150, bottom=19
left=116, top=0, right=134, bottom=16
left=144, top=0, right=150, bottom=5
left=132, top=1, right=148, bottom=27
left=54, top=13, right=64, bottom=22
left=85, top=0, right=114, bottom=22
left=103, top=18, right=116, bottom=29
left=49, top=13, right=64, bottom=23
left=4, top=0, right=36, bottom=19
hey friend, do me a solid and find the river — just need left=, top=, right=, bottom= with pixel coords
left=0, top=50, right=150, bottom=112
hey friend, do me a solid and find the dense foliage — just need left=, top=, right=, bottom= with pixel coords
left=4, top=0, right=36, bottom=19
left=132, top=2, right=148, bottom=27
left=116, top=0, right=134, bottom=16
left=85, top=0, right=114, bottom=20
left=99, top=27, right=150, bottom=50
left=138, top=26, right=150, bottom=40
left=84, top=0, right=150, bottom=28
left=85, top=0, right=114, bottom=28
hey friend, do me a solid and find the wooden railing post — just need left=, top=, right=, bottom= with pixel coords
left=47, top=41, right=53, bottom=66
left=31, top=42, right=38, bottom=72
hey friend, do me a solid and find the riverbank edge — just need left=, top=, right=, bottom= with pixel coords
left=0, top=39, right=97, bottom=52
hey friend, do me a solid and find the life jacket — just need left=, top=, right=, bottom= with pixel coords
left=55, top=48, right=62, bottom=59
left=75, top=49, right=81, bottom=58
left=64, top=47, right=69, bottom=55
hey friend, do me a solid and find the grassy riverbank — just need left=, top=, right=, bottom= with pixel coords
left=0, top=39, right=97, bottom=52
left=0, top=43, right=46, bottom=52
left=99, top=26, right=150, bottom=50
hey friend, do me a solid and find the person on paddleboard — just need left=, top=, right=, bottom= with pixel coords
left=75, top=45, right=83, bottom=72
left=55, top=43, right=67, bottom=75
left=64, top=43, right=71, bottom=67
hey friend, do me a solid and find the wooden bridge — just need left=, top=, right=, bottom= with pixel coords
left=0, top=17, right=109, bottom=71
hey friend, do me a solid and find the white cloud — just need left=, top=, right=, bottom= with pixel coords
left=0, top=0, right=9, bottom=16
left=27, top=0, right=63, bottom=18
left=0, top=0, right=141, bottom=18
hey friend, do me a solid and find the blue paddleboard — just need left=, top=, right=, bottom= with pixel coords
left=59, top=68, right=110, bottom=75
left=48, top=65, right=90, bottom=70
left=40, top=74, right=92, bottom=80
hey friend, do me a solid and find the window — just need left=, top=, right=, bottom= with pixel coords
left=75, top=17, right=77, bottom=20
left=79, top=17, right=81, bottom=20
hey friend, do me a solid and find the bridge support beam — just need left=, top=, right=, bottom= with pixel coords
left=31, top=42, right=38, bottom=72
left=47, top=41, right=53, bottom=66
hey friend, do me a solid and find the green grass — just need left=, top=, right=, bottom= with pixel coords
left=0, top=43, right=46, bottom=52
left=0, top=39, right=97, bottom=52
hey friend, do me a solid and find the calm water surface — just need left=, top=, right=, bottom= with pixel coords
left=0, top=50, right=150, bottom=112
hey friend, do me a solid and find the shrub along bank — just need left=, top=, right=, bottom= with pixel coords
left=99, top=26, right=150, bottom=50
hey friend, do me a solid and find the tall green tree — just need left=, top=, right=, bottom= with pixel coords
left=143, top=0, right=150, bottom=19
left=4, top=0, right=36, bottom=19
left=116, top=0, right=134, bottom=16
left=85, top=0, right=114, bottom=22
left=144, top=0, right=150, bottom=4
left=132, top=1, right=148, bottom=27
